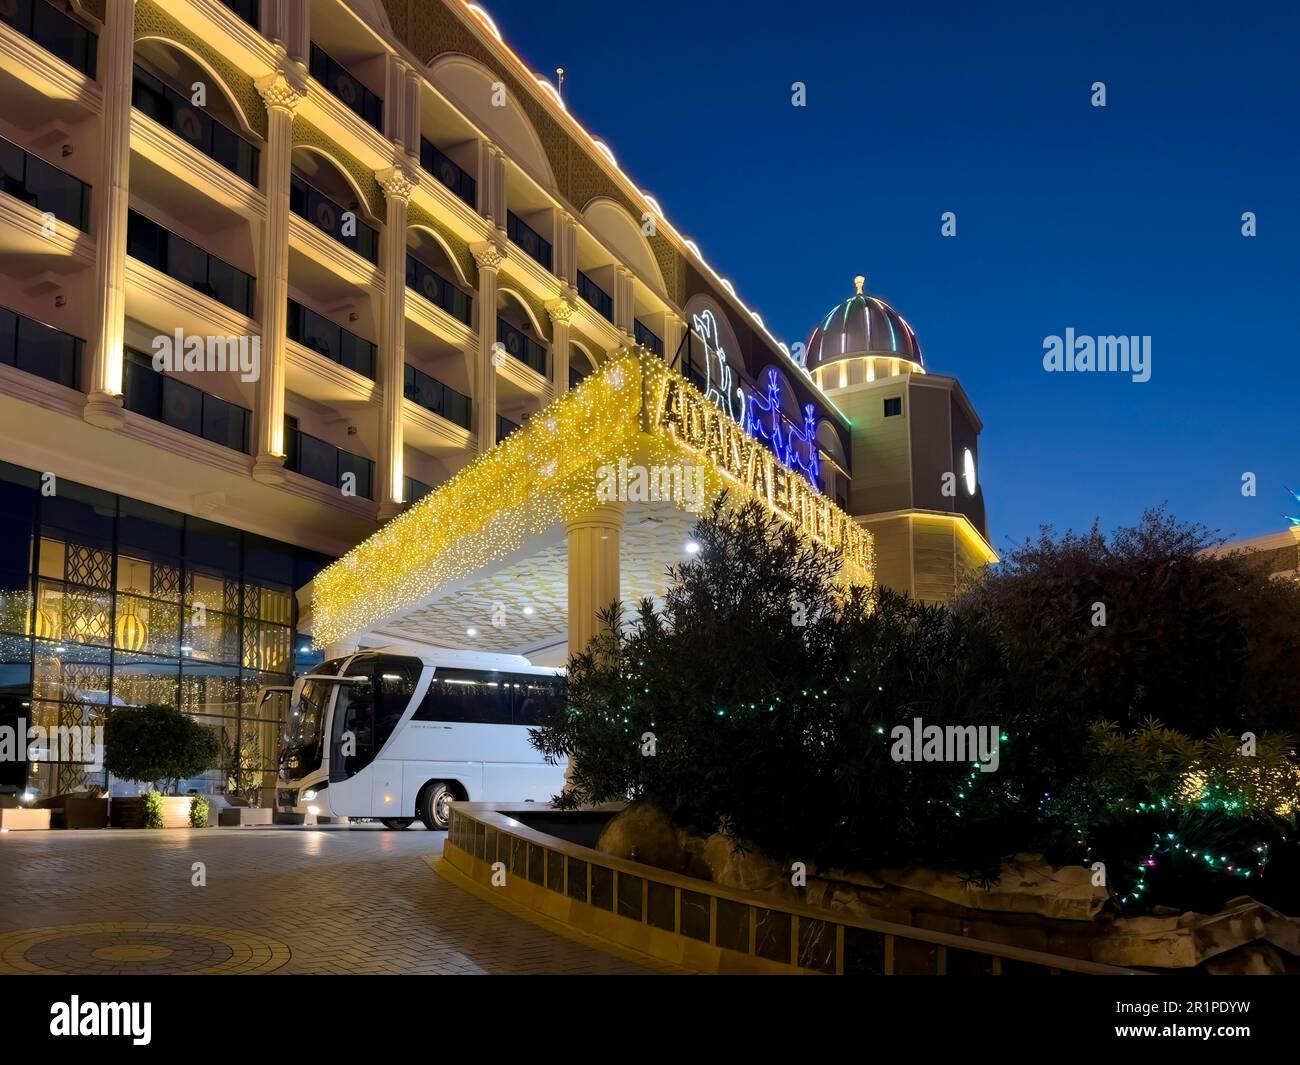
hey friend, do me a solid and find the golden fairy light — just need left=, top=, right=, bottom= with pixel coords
left=312, top=351, right=874, bottom=647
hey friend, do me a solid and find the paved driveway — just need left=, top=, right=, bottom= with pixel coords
left=0, top=826, right=651, bottom=975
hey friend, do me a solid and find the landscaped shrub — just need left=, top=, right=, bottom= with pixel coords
left=103, top=704, right=221, bottom=795
left=142, top=790, right=165, bottom=830
left=533, top=497, right=1300, bottom=913
left=189, top=795, right=210, bottom=828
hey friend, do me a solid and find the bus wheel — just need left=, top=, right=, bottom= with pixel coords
left=381, top=818, right=414, bottom=830
left=418, top=782, right=453, bottom=831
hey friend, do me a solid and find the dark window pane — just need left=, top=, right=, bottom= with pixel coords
left=161, top=377, right=203, bottom=436
left=414, top=667, right=510, bottom=724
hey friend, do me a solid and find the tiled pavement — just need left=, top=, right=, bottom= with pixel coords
left=0, top=826, right=652, bottom=975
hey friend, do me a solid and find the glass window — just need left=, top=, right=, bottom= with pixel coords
left=883, top=396, right=902, bottom=417
left=414, top=667, right=511, bottom=724
left=161, top=376, right=203, bottom=436
left=511, top=673, right=565, bottom=726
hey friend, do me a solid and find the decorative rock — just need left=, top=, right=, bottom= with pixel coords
left=596, top=800, right=688, bottom=874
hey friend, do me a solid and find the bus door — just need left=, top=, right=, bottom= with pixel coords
left=327, top=655, right=423, bottom=817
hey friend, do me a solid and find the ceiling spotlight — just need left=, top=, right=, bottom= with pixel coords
left=522, top=606, right=535, bottom=616
left=466, top=627, right=478, bottom=637
left=685, top=541, right=701, bottom=555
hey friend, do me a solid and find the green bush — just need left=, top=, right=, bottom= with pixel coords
left=533, top=498, right=1300, bottom=913
left=103, top=704, right=221, bottom=794
left=142, top=790, right=165, bottom=830
left=189, top=795, right=210, bottom=828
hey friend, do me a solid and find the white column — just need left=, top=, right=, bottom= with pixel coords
left=251, top=60, right=306, bottom=483
left=613, top=265, right=635, bottom=343
left=377, top=165, right=416, bottom=520
left=566, top=501, right=624, bottom=658
left=471, top=239, right=506, bottom=452
left=477, top=142, right=507, bottom=230
left=663, top=312, right=686, bottom=364
left=82, top=0, right=136, bottom=429
left=555, top=210, right=578, bottom=287
left=547, top=295, right=576, bottom=393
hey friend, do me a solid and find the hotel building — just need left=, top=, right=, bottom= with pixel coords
left=0, top=0, right=994, bottom=802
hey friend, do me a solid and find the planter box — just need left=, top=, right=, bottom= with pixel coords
left=109, top=795, right=194, bottom=829
left=36, top=794, right=110, bottom=829
left=218, top=807, right=273, bottom=827
left=0, top=807, right=52, bottom=830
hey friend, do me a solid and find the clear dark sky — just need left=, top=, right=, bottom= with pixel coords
left=472, top=0, right=1299, bottom=550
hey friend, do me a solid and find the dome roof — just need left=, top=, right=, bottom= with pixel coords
left=805, top=276, right=923, bottom=369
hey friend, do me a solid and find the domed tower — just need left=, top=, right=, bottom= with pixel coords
left=806, top=276, right=995, bottom=603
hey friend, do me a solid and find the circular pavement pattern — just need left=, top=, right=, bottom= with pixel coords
left=0, top=923, right=290, bottom=975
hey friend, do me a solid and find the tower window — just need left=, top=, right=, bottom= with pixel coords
left=883, top=397, right=903, bottom=417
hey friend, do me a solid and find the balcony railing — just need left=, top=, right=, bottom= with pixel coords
left=507, top=211, right=552, bottom=272
left=0, top=136, right=91, bottom=232
left=404, top=363, right=471, bottom=429
left=309, top=43, right=383, bottom=132
left=404, top=476, right=433, bottom=506
left=219, top=0, right=259, bottom=28
left=290, top=173, right=379, bottom=263
left=406, top=255, right=473, bottom=326
left=127, top=210, right=256, bottom=316
left=634, top=319, right=663, bottom=356
left=286, top=300, right=375, bottom=379
left=1, top=0, right=97, bottom=77
left=496, top=318, right=547, bottom=376
left=133, top=66, right=260, bottom=186
left=0, top=305, right=81, bottom=390
left=124, top=349, right=250, bottom=453
left=496, top=414, right=520, bottom=445
left=577, top=270, right=612, bottom=321
left=284, top=421, right=373, bottom=499
left=419, top=139, right=475, bottom=208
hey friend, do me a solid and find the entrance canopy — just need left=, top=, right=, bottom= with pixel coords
left=311, top=351, right=875, bottom=660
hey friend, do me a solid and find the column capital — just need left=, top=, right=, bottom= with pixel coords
left=471, top=239, right=507, bottom=273
left=376, top=164, right=418, bottom=203
left=256, top=58, right=307, bottom=113
left=546, top=294, right=577, bottom=326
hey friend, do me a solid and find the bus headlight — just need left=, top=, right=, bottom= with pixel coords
left=302, top=789, right=317, bottom=801
left=307, top=805, right=320, bottom=816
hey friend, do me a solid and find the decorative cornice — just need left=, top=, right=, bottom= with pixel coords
left=471, top=239, right=507, bottom=272
left=376, top=164, right=418, bottom=203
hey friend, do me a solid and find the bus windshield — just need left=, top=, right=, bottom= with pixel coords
left=288, top=678, right=332, bottom=749
left=281, top=658, right=347, bottom=779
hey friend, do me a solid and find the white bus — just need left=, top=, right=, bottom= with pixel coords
left=276, top=646, right=567, bottom=830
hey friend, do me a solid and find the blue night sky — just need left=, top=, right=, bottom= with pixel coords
left=475, top=0, right=1299, bottom=551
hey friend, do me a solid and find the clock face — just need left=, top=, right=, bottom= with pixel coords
left=962, top=448, right=977, bottom=495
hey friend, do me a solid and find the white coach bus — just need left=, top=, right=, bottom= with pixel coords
left=276, top=646, right=567, bottom=830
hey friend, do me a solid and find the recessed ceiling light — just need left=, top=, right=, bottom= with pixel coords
left=685, top=541, right=701, bottom=555
left=466, top=627, right=478, bottom=637
left=522, top=606, right=535, bottom=615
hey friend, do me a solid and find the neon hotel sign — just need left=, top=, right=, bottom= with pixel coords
left=654, top=369, right=871, bottom=571
left=689, top=311, right=822, bottom=487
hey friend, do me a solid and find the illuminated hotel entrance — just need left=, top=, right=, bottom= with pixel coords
left=307, top=351, right=875, bottom=662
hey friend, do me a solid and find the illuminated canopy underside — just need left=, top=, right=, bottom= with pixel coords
left=312, top=351, right=875, bottom=649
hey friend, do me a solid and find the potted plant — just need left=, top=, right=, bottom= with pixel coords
left=103, top=704, right=221, bottom=828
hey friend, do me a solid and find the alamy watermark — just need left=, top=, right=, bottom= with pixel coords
left=1042, top=328, right=1150, bottom=383
left=151, top=329, right=260, bottom=382
left=0, top=719, right=103, bottom=768
left=596, top=459, right=705, bottom=511
left=890, top=717, right=1001, bottom=773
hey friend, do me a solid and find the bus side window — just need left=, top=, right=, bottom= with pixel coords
left=511, top=675, right=564, bottom=726
left=414, top=669, right=510, bottom=724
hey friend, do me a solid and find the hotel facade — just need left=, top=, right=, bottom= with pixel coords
left=0, top=0, right=994, bottom=803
